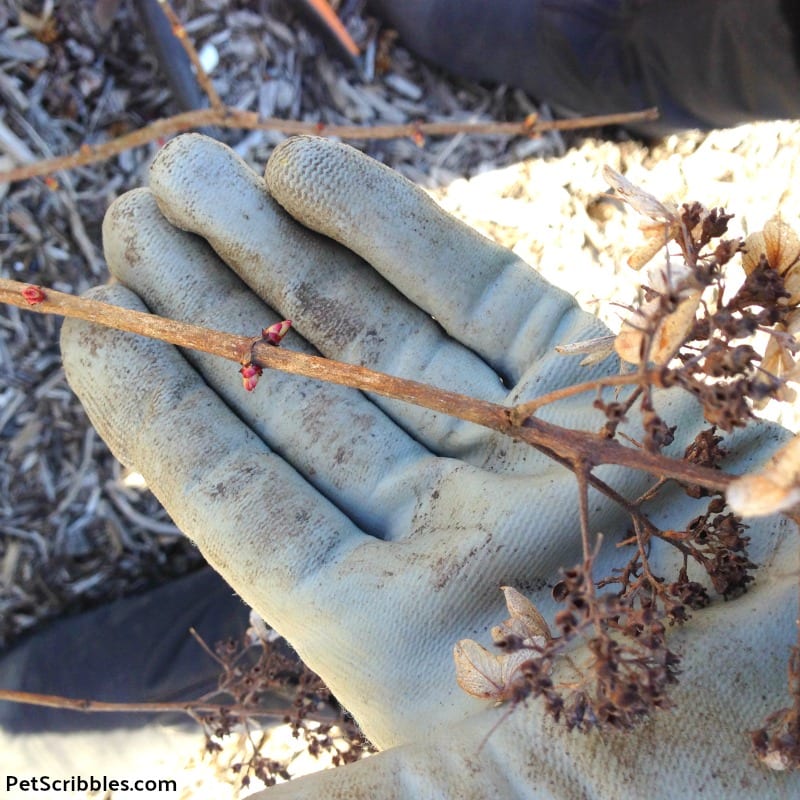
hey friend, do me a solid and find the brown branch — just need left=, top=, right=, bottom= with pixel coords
left=0, top=279, right=245, bottom=362
left=249, top=337, right=511, bottom=430
left=1, top=277, right=732, bottom=493
left=0, top=108, right=659, bottom=185
left=515, top=416, right=732, bottom=493
left=511, top=371, right=663, bottom=422
left=0, top=688, right=289, bottom=720
left=576, top=465, right=595, bottom=572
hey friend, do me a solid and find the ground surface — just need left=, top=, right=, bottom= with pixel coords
left=1, top=0, right=799, bottom=795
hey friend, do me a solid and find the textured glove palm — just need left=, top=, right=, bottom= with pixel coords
left=60, top=134, right=797, bottom=798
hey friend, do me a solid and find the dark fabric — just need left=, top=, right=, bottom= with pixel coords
left=367, top=0, right=800, bottom=135
left=0, top=568, right=249, bottom=733
left=780, top=0, right=800, bottom=71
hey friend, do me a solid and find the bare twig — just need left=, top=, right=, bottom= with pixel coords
left=0, top=688, right=290, bottom=720
left=8, top=110, right=104, bottom=273
left=188, top=626, right=225, bottom=666
left=0, top=108, right=659, bottom=185
left=0, top=277, right=734, bottom=494
left=511, top=371, right=660, bottom=422
left=575, top=465, right=596, bottom=594
left=0, top=279, right=245, bottom=361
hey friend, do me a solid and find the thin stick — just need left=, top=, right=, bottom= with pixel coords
left=0, top=108, right=659, bottom=185
left=511, top=371, right=663, bottom=422
left=0, top=688, right=291, bottom=720
left=189, top=626, right=225, bottom=666
left=515, top=415, right=732, bottom=492
left=0, top=277, right=732, bottom=493
left=0, top=279, right=511, bottom=432
left=576, top=465, right=595, bottom=577
left=0, top=279, right=244, bottom=362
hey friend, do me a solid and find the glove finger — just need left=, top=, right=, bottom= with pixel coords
left=101, top=187, right=460, bottom=540
left=265, top=135, right=610, bottom=386
left=100, top=190, right=602, bottom=584
left=262, top=136, right=685, bottom=443
left=147, top=134, right=517, bottom=461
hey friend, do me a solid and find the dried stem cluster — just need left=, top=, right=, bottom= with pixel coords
left=453, top=179, right=800, bottom=767
left=189, top=624, right=372, bottom=788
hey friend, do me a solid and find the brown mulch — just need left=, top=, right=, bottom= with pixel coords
left=2, top=0, right=799, bottom=653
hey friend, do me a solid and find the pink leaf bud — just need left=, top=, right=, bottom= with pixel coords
left=262, top=319, right=292, bottom=346
left=239, top=363, right=263, bottom=392
left=22, top=285, right=46, bottom=304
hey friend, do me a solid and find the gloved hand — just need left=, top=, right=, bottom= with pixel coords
left=60, top=133, right=798, bottom=798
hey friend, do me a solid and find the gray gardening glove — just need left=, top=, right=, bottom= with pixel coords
left=60, top=134, right=798, bottom=798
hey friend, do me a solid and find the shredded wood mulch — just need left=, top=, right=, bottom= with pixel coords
left=1, top=0, right=799, bottom=651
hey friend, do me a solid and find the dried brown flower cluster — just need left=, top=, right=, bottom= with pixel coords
left=601, top=171, right=799, bottom=494
left=456, top=170, right=800, bottom=763
left=455, top=572, right=680, bottom=733
left=193, top=618, right=372, bottom=789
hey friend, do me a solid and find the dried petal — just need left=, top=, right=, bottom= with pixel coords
left=453, top=639, right=507, bottom=699
left=785, top=268, right=800, bottom=306
left=555, top=334, right=617, bottom=366
left=727, top=476, right=800, bottom=518
left=497, top=586, right=551, bottom=646
left=761, top=332, right=796, bottom=378
left=627, top=221, right=677, bottom=270
left=602, top=167, right=681, bottom=270
left=743, top=217, right=800, bottom=305
left=615, top=260, right=702, bottom=365
left=453, top=639, right=532, bottom=701
left=651, top=291, right=701, bottom=360
left=455, top=588, right=551, bottom=702
left=753, top=312, right=800, bottom=407
left=727, top=434, right=800, bottom=516
left=602, top=166, right=676, bottom=223
left=247, top=609, right=272, bottom=645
